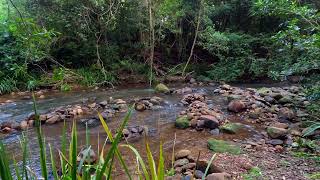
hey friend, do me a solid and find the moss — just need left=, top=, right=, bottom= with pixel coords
left=154, top=83, right=170, bottom=93
left=175, top=116, right=190, bottom=129
left=207, top=139, right=241, bottom=155
left=220, top=123, right=244, bottom=134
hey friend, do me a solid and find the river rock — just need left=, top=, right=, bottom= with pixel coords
left=271, top=122, right=289, bottom=129
left=207, top=139, right=241, bottom=154
left=20, top=120, right=29, bottom=130
left=122, top=129, right=130, bottom=137
left=46, top=115, right=61, bottom=124
left=199, top=115, right=219, bottom=129
left=210, top=128, right=220, bottom=136
left=266, top=139, right=284, bottom=145
left=99, top=100, right=108, bottom=107
left=194, top=170, right=204, bottom=179
left=175, top=149, right=191, bottom=160
left=77, top=147, right=97, bottom=164
left=155, top=83, right=170, bottom=93
left=227, top=100, right=246, bottom=113
left=278, top=107, right=295, bottom=120
left=206, top=172, right=231, bottom=180
left=135, top=102, right=146, bottom=111
left=174, top=158, right=189, bottom=167
left=196, top=160, right=224, bottom=174
left=220, top=123, right=244, bottom=134
left=264, top=96, right=275, bottom=103
left=267, top=126, right=288, bottom=139
left=175, top=116, right=190, bottom=129
left=278, top=96, right=292, bottom=104
left=1, top=127, right=13, bottom=133
left=257, top=87, right=271, bottom=97
left=221, top=84, right=231, bottom=90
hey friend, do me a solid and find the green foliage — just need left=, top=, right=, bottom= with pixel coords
left=0, top=78, right=16, bottom=94
left=200, top=29, right=259, bottom=81
left=242, top=167, right=263, bottom=180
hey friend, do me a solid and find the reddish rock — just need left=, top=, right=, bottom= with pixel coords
left=175, top=149, right=191, bottom=160
left=20, top=120, right=28, bottom=130
left=227, top=100, right=246, bottom=113
left=199, top=115, right=219, bottom=129
left=278, top=107, right=295, bottom=120
left=206, top=172, right=231, bottom=180
left=1, top=127, right=13, bottom=133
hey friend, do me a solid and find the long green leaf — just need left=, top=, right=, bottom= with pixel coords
left=145, top=141, right=157, bottom=180
left=69, top=121, right=78, bottom=180
left=97, top=111, right=132, bottom=179
left=96, top=108, right=132, bottom=179
left=0, top=141, right=13, bottom=180
left=32, top=93, right=48, bottom=180
left=61, top=120, right=67, bottom=175
left=13, top=158, right=22, bottom=180
left=303, top=122, right=320, bottom=137
left=157, top=142, right=165, bottom=180
left=122, top=144, right=150, bottom=180
left=202, top=153, right=217, bottom=180
left=49, top=144, right=59, bottom=180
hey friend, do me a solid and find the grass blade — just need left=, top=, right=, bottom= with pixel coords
left=97, top=110, right=132, bottom=179
left=145, top=140, right=157, bottom=180
left=122, top=144, right=150, bottom=180
left=157, top=142, right=164, bottom=180
left=13, top=158, right=22, bottom=180
left=32, top=93, right=48, bottom=180
left=49, top=144, right=59, bottom=180
left=0, top=141, right=13, bottom=180
left=69, top=121, right=78, bottom=180
left=202, top=153, right=216, bottom=180
left=96, top=109, right=132, bottom=179
left=77, top=146, right=91, bottom=173
left=61, top=120, right=67, bottom=175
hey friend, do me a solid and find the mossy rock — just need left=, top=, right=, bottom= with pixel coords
left=175, top=116, right=190, bottom=129
left=220, top=123, right=244, bottom=134
left=154, top=83, right=170, bottom=93
left=207, top=139, right=241, bottom=155
left=257, top=87, right=271, bottom=97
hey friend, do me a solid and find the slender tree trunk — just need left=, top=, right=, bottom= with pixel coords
left=182, top=0, right=202, bottom=76
left=148, top=0, right=155, bottom=86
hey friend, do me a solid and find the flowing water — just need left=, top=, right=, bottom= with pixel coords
left=0, top=83, right=279, bottom=178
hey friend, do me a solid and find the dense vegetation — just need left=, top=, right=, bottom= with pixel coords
left=0, top=0, right=319, bottom=93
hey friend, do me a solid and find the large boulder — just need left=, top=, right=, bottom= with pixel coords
left=199, top=115, right=219, bottom=129
left=175, top=116, right=190, bottom=129
left=227, top=100, right=246, bottom=113
left=207, top=139, right=241, bottom=154
left=267, top=126, right=288, bottom=139
left=155, top=83, right=170, bottom=93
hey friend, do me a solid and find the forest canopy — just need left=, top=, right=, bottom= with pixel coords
left=0, top=0, right=319, bottom=93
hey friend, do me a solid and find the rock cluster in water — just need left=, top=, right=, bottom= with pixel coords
left=0, top=97, right=129, bottom=134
